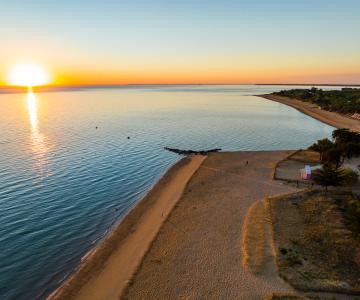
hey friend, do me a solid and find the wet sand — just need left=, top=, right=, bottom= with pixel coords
left=260, top=94, right=360, bottom=132
left=48, top=155, right=206, bottom=300
left=125, top=151, right=299, bottom=299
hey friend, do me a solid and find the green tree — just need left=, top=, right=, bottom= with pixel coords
left=322, top=147, right=344, bottom=168
left=332, top=128, right=360, bottom=144
left=342, top=168, right=359, bottom=186
left=313, top=165, right=346, bottom=191
left=309, top=138, right=333, bottom=161
left=343, top=142, right=360, bottom=159
left=273, top=89, right=360, bottom=114
left=331, top=129, right=360, bottom=160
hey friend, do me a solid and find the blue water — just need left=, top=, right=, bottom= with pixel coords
left=0, top=85, right=336, bottom=299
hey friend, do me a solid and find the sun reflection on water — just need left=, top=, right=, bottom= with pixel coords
left=27, top=90, right=38, bottom=130
left=26, top=90, right=53, bottom=179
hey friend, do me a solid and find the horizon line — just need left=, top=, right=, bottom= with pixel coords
left=0, top=82, right=359, bottom=94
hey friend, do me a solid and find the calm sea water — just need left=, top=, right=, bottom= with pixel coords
left=0, top=85, right=336, bottom=299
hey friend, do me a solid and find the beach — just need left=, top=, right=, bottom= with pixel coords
left=2, top=1, right=360, bottom=297
left=1, top=86, right=335, bottom=299
left=260, top=94, right=360, bottom=132
left=50, top=151, right=302, bottom=299
left=45, top=91, right=360, bottom=300
left=49, top=155, right=205, bottom=300
left=124, top=151, right=298, bottom=299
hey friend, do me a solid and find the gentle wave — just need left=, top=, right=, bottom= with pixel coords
left=0, top=85, right=335, bottom=299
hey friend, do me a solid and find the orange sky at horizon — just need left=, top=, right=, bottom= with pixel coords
left=1, top=2, right=360, bottom=87
left=2, top=57, right=360, bottom=87
left=2, top=45, right=359, bottom=87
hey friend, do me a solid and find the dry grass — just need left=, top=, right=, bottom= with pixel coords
left=269, top=190, right=360, bottom=295
left=265, top=293, right=306, bottom=300
left=290, top=150, right=320, bottom=163
left=242, top=199, right=267, bottom=273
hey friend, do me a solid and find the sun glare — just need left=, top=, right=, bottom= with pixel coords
left=7, top=63, right=50, bottom=87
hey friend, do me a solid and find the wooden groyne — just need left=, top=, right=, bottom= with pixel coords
left=164, top=147, right=221, bottom=155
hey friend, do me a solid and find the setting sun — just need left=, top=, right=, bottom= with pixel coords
left=7, top=63, right=50, bottom=87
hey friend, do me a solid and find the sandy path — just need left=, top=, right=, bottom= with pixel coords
left=260, top=94, right=360, bottom=132
left=125, top=151, right=299, bottom=299
left=49, top=155, right=206, bottom=300
left=242, top=198, right=273, bottom=275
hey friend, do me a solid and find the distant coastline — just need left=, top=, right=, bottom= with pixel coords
left=260, top=94, right=360, bottom=132
left=256, top=83, right=360, bottom=87
left=1, top=83, right=360, bottom=95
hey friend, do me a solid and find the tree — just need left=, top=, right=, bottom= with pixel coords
left=322, top=147, right=344, bottom=168
left=273, top=89, right=360, bottom=114
left=333, top=128, right=360, bottom=145
left=343, top=142, right=360, bottom=159
left=312, top=165, right=346, bottom=191
left=330, top=129, right=360, bottom=161
left=309, top=138, right=333, bottom=161
left=342, top=168, right=359, bottom=186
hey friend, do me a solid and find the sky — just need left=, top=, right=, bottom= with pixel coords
left=0, top=0, right=360, bottom=86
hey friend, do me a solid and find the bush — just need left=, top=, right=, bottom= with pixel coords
left=342, top=168, right=359, bottom=186
left=308, top=129, right=360, bottom=168
left=308, top=138, right=333, bottom=161
left=313, top=165, right=346, bottom=190
left=322, top=147, right=344, bottom=168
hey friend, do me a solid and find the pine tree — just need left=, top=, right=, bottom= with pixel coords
left=312, top=165, right=346, bottom=191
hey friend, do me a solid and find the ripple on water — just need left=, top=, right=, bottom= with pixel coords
left=0, top=86, right=336, bottom=299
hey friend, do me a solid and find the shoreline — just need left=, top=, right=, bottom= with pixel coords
left=48, top=155, right=206, bottom=300
left=123, top=151, right=359, bottom=299
left=260, top=94, right=360, bottom=132
left=46, top=95, right=360, bottom=299
left=47, top=150, right=359, bottom=299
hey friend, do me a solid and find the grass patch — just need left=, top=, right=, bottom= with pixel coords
left=269, top=190, right=360, bottom=295
left=242, top=199, right=267, bottom=273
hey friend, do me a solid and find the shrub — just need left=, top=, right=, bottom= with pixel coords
left=312, top=165, right=346, bottom=190
left=342, top=168, right=359, bottom=186
left=308, top=138, right=333, bottom=160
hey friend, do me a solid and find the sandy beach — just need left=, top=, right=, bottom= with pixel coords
left=50, top=151, right=300, bottom=300
left=48, top=155, right=205, bottom=300
left=48, top=149, right=360, bottom=299
left=3, top=1, right=360, bottom=298
left=124, top=151, right=298, bottom=299
left=260, top=94, right=360, bottom=132
left=47, top=97, right=360, bottom=300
